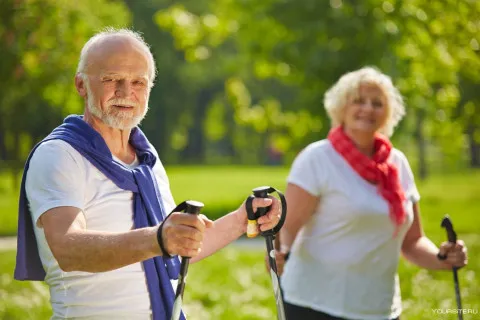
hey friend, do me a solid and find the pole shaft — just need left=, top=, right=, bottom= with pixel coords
left=265, top=235, right=287, bottom=320
left=175, top=258, right=190, bottom=298
left=453, top=268, right=463, bottom=320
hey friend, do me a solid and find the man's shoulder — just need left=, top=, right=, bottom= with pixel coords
left=33, top=139, right=80, bottom=157
left=36, top=138, right=74, bottom=151
left=29, top=139, right=85, bottom=170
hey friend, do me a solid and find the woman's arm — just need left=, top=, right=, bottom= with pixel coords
left=266, top=183, right=319, bottom=275
left=401, top=203, right=466, bottom=270
left=279, top=183, right=319, bottom=253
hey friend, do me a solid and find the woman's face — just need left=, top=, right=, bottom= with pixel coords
left=343, top=83, right=389, bottom=135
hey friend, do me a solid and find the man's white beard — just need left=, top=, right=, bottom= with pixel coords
left=85, top=80, right=149, bottom=130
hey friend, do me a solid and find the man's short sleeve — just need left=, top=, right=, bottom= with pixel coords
left=152, top=159, right=176, bottom=214
left=25, top=140, right=86, bottom=227
left=287, top=143, right=327, bottom=197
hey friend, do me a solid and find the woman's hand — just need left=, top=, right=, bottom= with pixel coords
left=264, top=250, right=288, bottom=276
left=437, top=240, right=468, bottom=269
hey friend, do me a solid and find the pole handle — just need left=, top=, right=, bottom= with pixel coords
left=173, top=200, right=204, bottom=216
left=170, top=200, right=205, bottom=320
left=245, top=186, right=287, bottom=238
left=441, top=214, right=457, bottom=244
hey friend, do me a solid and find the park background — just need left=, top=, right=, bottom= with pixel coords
left=0, top=0, right=479, bottom=319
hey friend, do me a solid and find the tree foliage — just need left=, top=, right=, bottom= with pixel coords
left=0, top=0, right=130, bottom=175
left=0, top=0, right=479, bottom=178
left=156, top=0, right=480, bottom=172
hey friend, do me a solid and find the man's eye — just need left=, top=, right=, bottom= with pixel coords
left=102, top=78, right=114, bottom=82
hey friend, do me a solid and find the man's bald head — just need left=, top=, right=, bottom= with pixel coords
left=76, top=28, right=156, bottom=86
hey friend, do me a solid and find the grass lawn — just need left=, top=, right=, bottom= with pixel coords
left=0, top=166, right=290, bottom=235
left=1, top=243, right=479, bottom=320
left=0, top=171, right=20, bottom=236
left=0, top=167, right=479, bottom=319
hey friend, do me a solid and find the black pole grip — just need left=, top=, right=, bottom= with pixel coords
left=440, top=214, right=463, bottom=320
left=252, top=186, right=272, bottom=217
left=184, top=200, right=204, bottom=215
left=245, top=186, right=287, bottom=238
left=441, top=215, right=457, bottom=243
left=171, top=199, right=205, bottom=320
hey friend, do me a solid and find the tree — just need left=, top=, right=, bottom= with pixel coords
left=0, top=0, right=130, bottom=186
left=156, top=0, right=480, bottom=175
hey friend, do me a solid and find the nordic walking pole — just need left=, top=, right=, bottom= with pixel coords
left=245, top=186, right=287, bottom=320
left=440, top=215, right=463, bottom=320
left=170, top=200, right=205, bottom=320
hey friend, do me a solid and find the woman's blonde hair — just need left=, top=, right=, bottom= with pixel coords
left=323, top=66, right=405, bottom=137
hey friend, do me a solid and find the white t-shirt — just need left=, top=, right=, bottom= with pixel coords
left=281, top=140, right=420, bottom=320
left=25, top=139, right=177, bottom=320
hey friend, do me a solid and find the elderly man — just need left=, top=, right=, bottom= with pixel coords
left=15, top=28, right=280, bottom=320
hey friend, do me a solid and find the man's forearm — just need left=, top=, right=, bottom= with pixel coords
left=402, top=236, right=450, bottom=270
left=53, top=227, right=161, bottom=272
left=191, top=210, right=245, bottom=263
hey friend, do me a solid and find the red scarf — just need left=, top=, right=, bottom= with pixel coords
left=328, top=126, right=406, bottom=230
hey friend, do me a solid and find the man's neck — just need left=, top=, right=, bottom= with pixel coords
left=84, top=112, right=135, bottom=163
left=344, top=127, right=376, bottom=157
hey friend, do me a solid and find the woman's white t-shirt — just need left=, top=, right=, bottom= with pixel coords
left=281, top=140, right=420, bottom=320
left=25, top=140, right=177, bottom=320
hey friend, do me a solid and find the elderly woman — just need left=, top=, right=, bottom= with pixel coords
left=277, top=67, right=468, bottom=320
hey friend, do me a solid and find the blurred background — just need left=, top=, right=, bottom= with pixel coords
left=0, top=0, right=479, bottom=319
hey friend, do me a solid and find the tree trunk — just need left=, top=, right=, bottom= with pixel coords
left=467, top=122, right=480, bottom=168
left=180, top=88, right=213, bottom=163
left=415, top=107, right=428, bottom=180
left=0, top=120, right=6, bottom=161
left=223, top=103, right=237, bottom=161
left=12, top=131, right=20, bottom=190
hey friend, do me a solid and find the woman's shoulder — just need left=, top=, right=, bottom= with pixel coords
left=293, top=139, right=336, bottom=165
left=389, top=147, right=409, bottom=164
left=300, top=139, right=333, bottom=155
left=389, top=147, right=415, bottom=176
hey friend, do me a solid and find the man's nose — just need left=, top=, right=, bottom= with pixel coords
left=115, top=81, right=132, bottom=98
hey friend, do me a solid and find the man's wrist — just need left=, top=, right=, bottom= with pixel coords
left=156, top=222, right=172, bottom=258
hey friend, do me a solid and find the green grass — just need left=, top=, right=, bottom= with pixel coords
left=167, top=165, right=289, bottom=219
left=0, top=167, right=479, bottom=319
left=1, top=244, right=479, bottom=320
left=2, top=166, right=479, bottom=235
left=0, top=250, right=52, bottom=320
left=0, top=171, right=20, bottom=236
left=0, top=166, right=290, bottom=235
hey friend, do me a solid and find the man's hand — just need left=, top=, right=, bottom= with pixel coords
left=161, top=213, right=213, bottom=257
left=236, top=196, right=282, bottom=234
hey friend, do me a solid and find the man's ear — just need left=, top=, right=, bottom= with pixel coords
left=75, top=73, right=87, bottom=98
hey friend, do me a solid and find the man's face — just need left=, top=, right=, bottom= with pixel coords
left=82, top=38, right=152, bottom=130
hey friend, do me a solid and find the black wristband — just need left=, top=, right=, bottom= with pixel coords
left=157, top=221, right=173, bottom=259
left=284, top=251, right=290, bottom=261
left=437, top=252, right=447, bottom=261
